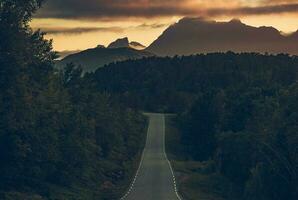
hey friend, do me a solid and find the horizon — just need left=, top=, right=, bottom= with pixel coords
left=32, top=0, right=298, bottom=52
left=32, top=17, right=298, bottom=53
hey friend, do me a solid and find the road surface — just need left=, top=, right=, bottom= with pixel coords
left=121, top=113, right=181, bottom=200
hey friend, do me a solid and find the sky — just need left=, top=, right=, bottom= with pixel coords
left=32, top=0, right=298, bottom=52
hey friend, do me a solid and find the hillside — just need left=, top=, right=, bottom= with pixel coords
left=56, top=47, right=153, bottom=72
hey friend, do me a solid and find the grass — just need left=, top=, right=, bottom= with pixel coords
left=165, top=116, right=230, bottom=200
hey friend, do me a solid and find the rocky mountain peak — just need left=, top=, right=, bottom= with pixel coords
left=108, top=37, right=129, bottom=49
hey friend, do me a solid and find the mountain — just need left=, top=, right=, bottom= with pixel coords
left=56, top=47, right=153, bottom=72
left=146, top=17, right=298, bottom=56
left=108, top=37, right=146, bottom=50
left=129, top=41, right=146, bottom=50
left=108, top=37, right=130, bottom=48
left=96, top=44, right=105, bottom=48
left=57, top=50, right=81, bottom=60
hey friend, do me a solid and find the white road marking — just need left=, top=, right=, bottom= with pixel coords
left=120, top=117, right=149, bottom=200
left=162, top=115, right=183, bottom=200
left=120, top=114, right=183, bottom=200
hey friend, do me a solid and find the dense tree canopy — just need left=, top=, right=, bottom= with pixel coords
left=0, top=1, right=147, bottom=199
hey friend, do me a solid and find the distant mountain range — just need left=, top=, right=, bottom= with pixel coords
left=57, top=17, right=298, bottom=71
left=146, top=17, right=298, bottom=56
left=56, top=38, right=152, bottom=72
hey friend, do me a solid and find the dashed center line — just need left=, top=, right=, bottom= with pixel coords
left=119, top=113, right=182, bottom=200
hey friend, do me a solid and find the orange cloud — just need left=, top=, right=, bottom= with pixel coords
left=36, top=0, right=298, bottom=19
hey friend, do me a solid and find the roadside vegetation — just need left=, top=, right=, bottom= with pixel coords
left=172, top=82, right=298, bottom=200
left=165, top=116, right=228, bottom=200
left=0, top=1, right=147, bottom=199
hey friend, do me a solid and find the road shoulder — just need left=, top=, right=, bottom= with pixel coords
left=165, top=116, right=230, bottom=200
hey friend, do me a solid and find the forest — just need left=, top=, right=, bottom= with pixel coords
left=0, top=1, right=147, bottom=199
left=92, top=53, right=298, bottom=112
left=91, top=54, right=298, bottom=199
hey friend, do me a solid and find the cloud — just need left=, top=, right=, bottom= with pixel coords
left=135, top=23, right=169, bottom=29
left=36, top=26, right=124, bottom=34
left=205, top=3, right=298, bottom=16
left=34, top=23, right=167, bottom=35
left=37, top=0, right=190, bottom=19
left=36, top=0, right=298, bottom=19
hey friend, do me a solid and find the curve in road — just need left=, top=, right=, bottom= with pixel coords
left=121, top=113, right=181, bottom=200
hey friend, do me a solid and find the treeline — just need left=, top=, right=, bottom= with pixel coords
left=91, top=53, right=298, bottom=199
left=0, top=1, right=146, bottom=199
left=92, top=53, right=298, bottom=112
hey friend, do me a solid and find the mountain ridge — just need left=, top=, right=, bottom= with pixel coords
left=56, top=46, right=153, bottom=72
left=146, top=17, right=298, bottom=56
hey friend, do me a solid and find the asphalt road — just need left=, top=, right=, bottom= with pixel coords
left=121, top=113, right=181, bottom=200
